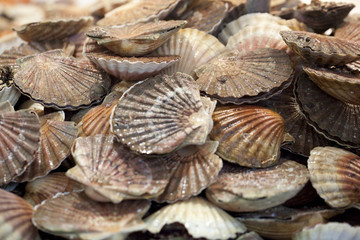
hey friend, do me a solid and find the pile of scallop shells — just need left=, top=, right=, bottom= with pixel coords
left=1, top=0, right=360, bottom=239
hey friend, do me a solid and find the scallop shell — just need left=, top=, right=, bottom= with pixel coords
left=206, top=160, right=309, bottom=212
left=294, top=73, right=360, bottom=147
left=111, top=72, right=213, bottom=154
left=23, top=172, right=83, bottom=206
left=13, top=16, right=94, bottom=42
left=226, top=24, right=290, bottom=54
left=280, top=30, right=360, bottom=66
left=15, top=117, right=78, bottom=182
left=146, top=197, right=247, bottom=240
left=0, top=109, right=40, bottom=185
left=156, top=141, right=223, bottom=203
left=67, top=135, right=170, bottom=203
left=195, top=48, right=293, bottom=105
left=87, top=20, right=186, bottom=57
left=335, top=21, right=360, bottom=42
left=32, top=192, right=150, bottom=240
left=83, top=38, right=180, bottom=81
left=14, top=49, right=111, bottom=110
left=0, top=189, right=40, bottom=240
left=0, top=85, right=21, bottom=106
left=18, top=99, right=45, bottom=117
left=152, top=28, right=226, bottom=77
left=210, top=105, right=290, bottom=168
left=308, top=146, right=360, bottom=208
left=294, top=222, right=360, bottom=240
left=0, top=32, right=25, bottom=55
left=303, top=65, right=360, bottom=105
left=0, top=101, right=14, bottom=112
left=97, top=0, right=180, bottom=26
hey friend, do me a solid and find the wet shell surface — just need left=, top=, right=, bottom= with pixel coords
left=206, top=160, right=309, bottom=212
left=111, top=72, right=213, bottom=155
left=14, top=49, right=111, bottom=110
left=210, top=105, right=289, bottom=168
left=195, top=48, right=293, bottom=105
left=67, top=135, right=170, bottom=203
left=23, top=172, right=83, bottom=206
left=145, top=197, right=247, bottom=240
left=97, top=0, right=180, bottom=26
left=152, top=28, right=226, bottom=77
left=308, top=147, right=360, bottom=208
left=280, top=30, right=360, bottom=66
left=0, top=109, right=40, bottom=185
left=32, top=192, right=150, bottom=240
left=156, top=141, right=223, bottom=203
left=0, top=189, right=40, bottom=240
left=13, top=16, right=93, bottom=42
left=294, top=222, right=360, bottom=240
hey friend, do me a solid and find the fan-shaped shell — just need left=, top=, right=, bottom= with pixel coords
left=206, top=161, right=309, bottom=212
left=13, top=16, right=94, bottom=42
left=152, top=28, right=226, bottom=77
left=0, top=189, right=40, bottom=240
left=23, top=172, right=83, bottom=206
left=146, top=197, right=246, bottom=240
left=14, top=49, right=111, bottom=110
left=195, top=48, right=293, bottom=105
left=97, top=0, right=180, bottom=26
left=280, top=30, right=360, bottom=66
left=0, top=85, right=21, bottom=106
left=111, top=72, right=213, bottom=154
left=67, top=135, right=170, bottom=203
left=308, top=147, right=360, bottom=208
left=294, top=222, right=360, bottom=240
left=32, top=192, right=150, bottom=240
left=0, top=109, right=40, bottom=185
left=156, top=141, right=222, bottom=203
left=335, top=21, right=360, bottom=42
left=210, top=105, right=289, bottom=168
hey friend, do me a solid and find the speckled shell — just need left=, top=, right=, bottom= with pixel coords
left=303, top=65, right=360, bottom=105
left=0, top=109, right=40, bottom=185
left=23, top=172, right=83, bottom=206
left=195, top=48, right=293, bottom=105
left=0, top=85, right=21, bottom=106
left=280, top=30, right=360, bottom=66
left=294, top=222, right=360, bottom=240
left=152, top=28, right=226, bottom=77
left=97, top=0, right=180, bottom=26
left=335, top=21, right=360, bottom=43
left=226, top=23, right=290, bottom=54
left=146, top=197, right=247, bottom=240
left=13, top=16, right=94, bottom=42
left=210, top=105, right=289, bottom=168
left=32, top=192, right=150, bottom=240
left=156, top=141, right=222, bottom=203
left=111, top=72, right=213, bottom=155
left=294, top=73, right=360, bottom=147
left=206, top=161, right=309, bottom=212
left=67, top=135, right=170, bottom=203
left=83, top=38, right=180, bottom=81
left=308, top=147, right=360, bottom=208
left=14, top=49, right=111, bottom=110
left=0, top=189, right=40, bottom=240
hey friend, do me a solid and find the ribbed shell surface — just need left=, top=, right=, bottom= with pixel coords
left=294, top=223, right=360, bottom=240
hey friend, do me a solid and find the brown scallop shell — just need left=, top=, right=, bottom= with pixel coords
left=23, top=172, right=83, bottom=206
left=294, top=73, right=360, bottom=147
left=308, top=146, right=360, bottom=208
left=195, top=48, right=293, bottom=105
left=210, top=105, right=290, bottom=168
left=0, top=189, right=40, bottom=240
left=0, top=109, right=40, bottom=185
left=13, top=16, right=94, bottom=42
left=335, top=21, right=360, bottom=43
left=156, top=141, right=223, bottom=203
left=303, top=65, right=360, bottom=105
left=32, top=192, right=150, bottom=240
left=152, top=28, right=226, bottom=77
left=97, top=0, right=180, bottom=26
left=294, top=222, right=360, bottom=240
left=146, top=197, right=247, bottom=240
left=67, top=135, right=170, bottom=203
left=280, top=30, right=360, bottom=66
left=14, top=49, right=111, bottom=110
left=111, top=72, right=213, bottom=155
left=206, top=160, right=309, bottom=212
